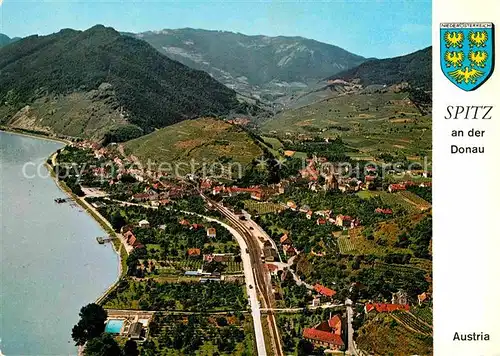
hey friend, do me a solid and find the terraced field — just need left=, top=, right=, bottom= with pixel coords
left=400, top=190, right=432, bottom=210
left=261, top=91, right=431, bottom=159
left=411, top=306, right=433, bottom=326
left=356, top=314, right=433, bottom=356
left=357, top=190, right=422, bottom=214
left=125, top=117, right=263, bottom=177
left=337, top=236, right=356, bottom=254
left=392, top=310, right=433, bottom=336
left=244, top=200, right=285, bottom=215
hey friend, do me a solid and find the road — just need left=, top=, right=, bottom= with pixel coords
left=202, top=194, right=284, bottom=356
left=346, top=299, right=358, bottom=356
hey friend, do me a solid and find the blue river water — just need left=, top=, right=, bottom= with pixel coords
left=0, top=131, right=119, bottom=355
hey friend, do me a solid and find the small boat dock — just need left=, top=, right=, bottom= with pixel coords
left=96, top=236, right=113, bottom=244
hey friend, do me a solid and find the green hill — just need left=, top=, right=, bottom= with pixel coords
left=0, top=26, right=249, bottom=139
left=327, top=47, right=431, bottom=90
left=124, top=117, right=263, bottom=177
left=131, top=28, right=366, bottom=100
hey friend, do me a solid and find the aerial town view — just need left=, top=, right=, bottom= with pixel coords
left=0, top=1, right=432, bottom=355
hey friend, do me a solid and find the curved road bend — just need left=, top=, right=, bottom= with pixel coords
left=202, top=194, right=284, bottom=356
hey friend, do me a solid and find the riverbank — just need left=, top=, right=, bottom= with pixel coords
left=1, top=132, right=120, bottom=355
left=45, top=150, right=127, bottom=304
left=4, top=128, right=126, bottom=305
left=0, top=126, right=72, bottom=145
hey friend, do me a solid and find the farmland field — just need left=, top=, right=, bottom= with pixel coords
left=400, top=190, right=432, bottom=210
left=411, top=306, right=433, bottom=326
left=147, top=312, right=255, bottom=355
left=344, top=232, right=413, bottom=256
left=357, top=190, right=422, bottom=214
left=261, top=91, right=432, bottom=159
left=125, top=117, right=263, bottom=176
left=244, top=200, right=285, bottom=215
left=337, top=237, right=356, bottom=254
left=356, top=314, right=433, bottom=356
left=392, top=311, right=433, bottom=336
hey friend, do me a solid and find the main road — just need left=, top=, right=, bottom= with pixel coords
left=201, top=193, right=284, bottom=356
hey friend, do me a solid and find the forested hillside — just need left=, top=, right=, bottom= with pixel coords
left=0, top=25, right=251, bottom=139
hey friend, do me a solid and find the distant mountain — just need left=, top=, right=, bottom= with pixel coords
left=0, top=33, right=20, bottom=47
left=327, top=46, right=431, bottom=90
left=0, top=25, right=250, bottom=140
left=131, top=29, right=366, bottom=100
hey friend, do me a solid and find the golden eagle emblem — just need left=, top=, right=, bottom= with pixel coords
left=468, top=31, right=488, bottom=48
left=444, top=51, right=464, bottom=67
left=444, top=31, right=464, bottom=48
left=468, top=51, right=488, bottom=68
left=448, top=66, right=484, bottom=84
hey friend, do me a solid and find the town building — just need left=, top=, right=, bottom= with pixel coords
left=314, top=284, right=336, bottom=298
left=302, top=315, right=345, bottom=351
left=364, top=303, right=410, bottom=313
left=206, top=227, right=217, bottom=238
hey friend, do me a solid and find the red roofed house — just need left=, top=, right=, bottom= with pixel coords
left=364, top=303, right=410, bottom=313
left=364, top=175, right=376, bottom=183
left=314, top=284, right=336, bottom=298
left=388, top=184, right=407, bottom=193
left=375, top=208, right=393, bottom=215
left=191, top=223, right=204, bottom=230
left=264, top=263, right=279, bottom=275
left=335, top=215, right=353, bottom=228
left=418, top=292, right=429, bottom=305
left=316, top=218, right=327, bottom=226
left=250, top=190, right=264, bottom=201
left=283, top=245, right=296, bottom=257
left=328, top=315, right=342, bottom=335
left=187, top=248, right=201, bottom=257
left=302, top=314, right=344, bottom=351
left=123, top=231, right=144, bottom=249
left=280, top=234, right=292, bottom=246
left=179, top=219, right=191, bottom=226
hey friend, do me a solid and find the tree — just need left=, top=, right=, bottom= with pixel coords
left=123, top=340, right=139, bottom=356
left=83, top=333, right=121, bottom=356
left=72, top=303, right=108, bottom=346
left=297, top=339, right=314, bottom=356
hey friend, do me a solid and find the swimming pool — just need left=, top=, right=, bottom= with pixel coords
left=105, top=319, right=124, bottom=334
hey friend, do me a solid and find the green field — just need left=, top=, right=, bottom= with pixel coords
left=261, top=91, right=431, bottom=159
left=243, top=200, right=285, bottom=215
left=337, top=236, right=356, bottom=254
left=356, top=190, right=423, bottom=214
left=146, top=313, right=255, bottom=355
left=125, top=118, right=263, bottom=176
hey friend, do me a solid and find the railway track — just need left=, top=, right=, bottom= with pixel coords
left=202, top=194, right=283, bottom=356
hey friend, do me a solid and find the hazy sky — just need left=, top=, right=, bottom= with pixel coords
left=0, top=0, right=431, bottom=58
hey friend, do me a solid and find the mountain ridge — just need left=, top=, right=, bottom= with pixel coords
left=327, top=46, right=432, bottom=90
left=130, top=28, right=367, bottom=100
left=0, top=33, right=21, bottom=47
left=0, top=25, right=250, bottom=140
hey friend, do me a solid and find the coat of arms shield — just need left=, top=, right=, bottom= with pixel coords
left=440, top=22, right=494, bottom=91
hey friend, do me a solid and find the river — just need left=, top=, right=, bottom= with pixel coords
left=0, top=131, right=119, bottom=355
